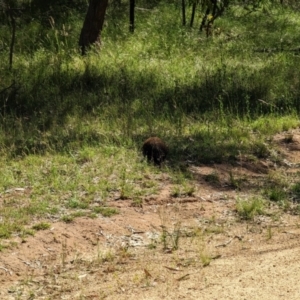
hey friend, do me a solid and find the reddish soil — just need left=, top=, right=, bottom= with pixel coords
left=1, top=129, right=300, bottom=299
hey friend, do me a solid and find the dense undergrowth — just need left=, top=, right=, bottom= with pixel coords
left=0, top=1, right=300, bottom=240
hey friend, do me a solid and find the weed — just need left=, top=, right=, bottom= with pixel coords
left=93, top=206, right=119, bottom=217
left=291, top=182, right=300, bottom=198
left=119, top=167, right=131, bottom=200
left=131, top=198, right=143, bottom=207
left=267, top=170, right=289, bottom=190
left=98, top=250, right=115, bottom=263
left=61, top=215, right=74, bottom=223
left=32, top=222, right=51, bottom=231
left=0, top=226, right=11, bottom=239
left=160, top=222, right=181, bottom=251
left=280, top=199, right=291, bottom=212
left=147, top=242, right=157, bottom=250
left=170, top=181, right=196, bottom=197
left=88, top=212, right=98, bottom=219
left=171, top=222, right=181, bottom=251
left=236, top=197, right=265, bottom=220
left=184, top=184, right=196, bottom=196
left=170, top=186, right=181, bottom=198
left=67, top=199, right=89, bottom=209
left=290, top=204, right=300, bottom=215
left=267, top=187, right=288, bottom=202
left=158, top=203, right=183, bottom=251
left=71, top=211, right=87, bottom=218
left=229, top=171, right=243, bottom=190
left=204, top=172, right=220, bottom=184
left=20, top=228, right=35, bottom=238
left=252, top=141, right=270, bottom=159
left=116, top=245, right=133, bottom=260
left=197, top=233, right=212, bottom=267
left=199, top=252, right=212, bottom=267
left=0, top=243, right=8, bottom=252
left=171, top=171, right=188, bottom=185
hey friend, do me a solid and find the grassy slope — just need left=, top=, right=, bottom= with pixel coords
left=0, top=2, right=300, bottom=240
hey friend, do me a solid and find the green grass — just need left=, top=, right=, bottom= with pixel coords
left=236, top=197, right=266, bottom=220
left=32, top=222, right=51, bottom=231
left=0, top=146, right=160, bottom=237
left=0, top=2, right=300, bottom=239
left=267, top=187, right=288, bottom=202
left=292, top=182, right=300, bottom=198
left=92, top=207, right=119, bottom=217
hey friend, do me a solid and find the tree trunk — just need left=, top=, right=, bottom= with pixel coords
left=190, top=2, right=197, bottom=27
left=182, top=0, right=186, bottom=26
left=79, top=0, right=109, bottom=55
left=200, top=7, right=209, bottom=32
left=8, top=9, right=16, bottom=70
left=129, top=0, right=135, bottom=32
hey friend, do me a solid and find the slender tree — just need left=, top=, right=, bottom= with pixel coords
left=182, top=0, right=186, bottom=26
left=1, top=1, right=22, bottom=69
left=79, top=0, right=108, bottom=55
left=190, top=1, right=197, bottom=27
left=129, top=0, right=135, bottom=32
left=199, top=0, right=229, bottom=37
left=8, top=7, right=16, bottom=69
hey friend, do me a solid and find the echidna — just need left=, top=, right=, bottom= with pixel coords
left=142, top=137, right=168, bottom=166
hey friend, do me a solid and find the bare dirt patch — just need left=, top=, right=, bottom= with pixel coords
left=1, top=130, right=300, bottom=299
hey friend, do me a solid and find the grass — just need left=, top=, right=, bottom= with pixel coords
left=92, top=206, right=119, bottom=217
left=0, top=147, right=156, bottom=237
left=292, top=182, right=300, bottom=199
left=0, top=2, right=299, bottom=241
left=170, top=183, right=196, bottom=198
left=32, top=222, right=51, bottom=231
left=267, top=187, right=288, bottom=202
left=236, top=197, right=266, bottom=220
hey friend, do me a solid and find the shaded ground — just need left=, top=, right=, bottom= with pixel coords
left=1, top=129, right=300, bottom=299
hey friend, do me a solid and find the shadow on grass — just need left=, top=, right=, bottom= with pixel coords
left=0, top=61, right=299, bottom=158
left=2, top=60, right=298, bottom=119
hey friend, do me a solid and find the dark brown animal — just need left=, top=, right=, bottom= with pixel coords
left=142, top=137, right=168, bottom=166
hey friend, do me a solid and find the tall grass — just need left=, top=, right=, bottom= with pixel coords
left=0, top=3, right=299, bottom=155
left=0, top=4, right=299, bottom=152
